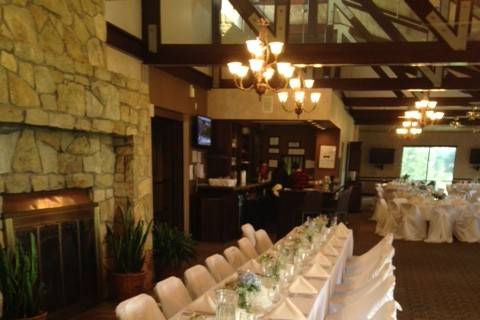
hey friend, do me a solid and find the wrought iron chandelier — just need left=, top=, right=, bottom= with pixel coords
left=405, top=93, right=444, bottom=127
left=396, top=120, right=423, bottom=138
left=277, top=68, right=321, bottom=117
left=227, top=18, right=293, bottom=98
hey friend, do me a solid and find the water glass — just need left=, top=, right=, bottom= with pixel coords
left=215, top=289, right=238, bottom=320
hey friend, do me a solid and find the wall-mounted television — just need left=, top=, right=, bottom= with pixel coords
left=470, top=149, right=480, bottom=164
left=193, top=115, right=212, bottom=147
left=369, top=148, right=395, bottom=165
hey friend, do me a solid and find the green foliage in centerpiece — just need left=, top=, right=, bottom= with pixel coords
left=0, top=234, right=44, bottom=319
left=259, top=253, right=281, bottom=281
left=231, top=272, right=261, bottom=311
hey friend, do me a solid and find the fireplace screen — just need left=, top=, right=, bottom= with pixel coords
left=2, top=189, right=100, bottom=316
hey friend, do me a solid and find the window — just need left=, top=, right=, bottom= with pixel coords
left=400, top=146, right=456, bottom=190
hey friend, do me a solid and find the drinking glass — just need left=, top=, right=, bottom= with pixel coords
left=215, top=289, right=238, bottom=320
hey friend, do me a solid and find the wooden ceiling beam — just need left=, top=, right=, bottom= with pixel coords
left=351, top=109, right=473, bottom=125
left=345, top=97, right=479, bottom=107
left=145, top=41, right=480, bottom=66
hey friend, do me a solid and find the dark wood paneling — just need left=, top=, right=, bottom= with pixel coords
left=106, top=22, right=145, bottom=59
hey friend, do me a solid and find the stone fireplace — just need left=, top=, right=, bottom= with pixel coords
left=0, top=0, right=153, bottom=311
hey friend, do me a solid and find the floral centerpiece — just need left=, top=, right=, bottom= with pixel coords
left=226, top=272, right=261, bottom=311
left=259, top=252, right=281, bottom=281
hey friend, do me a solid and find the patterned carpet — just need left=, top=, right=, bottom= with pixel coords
left=72, top=211, right=480, bottom=320
left=349, top=211, right=480, bottom=320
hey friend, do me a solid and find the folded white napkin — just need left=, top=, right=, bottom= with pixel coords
left=268, top=298, right=306, bottom=320
left=323, top=243, right=339, bottom=257
left=336, top=223, right=350, bottom=238
left=289, top=276, right=318, bottom=295
left=187, top=293, right=216, bottom=314
left=303, top=263, right=329, bottom=279
left=329, top=237, right=344, bottom=249
left=311, top=252, right=332, bottom=268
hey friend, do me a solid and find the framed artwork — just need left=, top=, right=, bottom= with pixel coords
left=288, top=141, right=300, bottom=148
left=268, top=148, right=280, bottom=154
left=269, top=137, right=279, bottom=146
left=288, top=148, right=305, bottom=155
left=319, top=145, right=336, bottom=169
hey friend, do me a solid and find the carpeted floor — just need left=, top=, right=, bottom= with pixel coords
left=348, top=211, right=480, bottom=320
left=73, top=211, right=480, bottom=320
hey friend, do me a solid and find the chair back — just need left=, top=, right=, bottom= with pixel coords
left=205, top=254, right=236, bottom=282
left=254, top=229, right=274, bottom=254
left=223, top=246, right=248, bottom=269
left=153, top=276, right=192, bottom=318
left=116, top=294, right=166, bottom=320
left=241, top=223, right=256, bottom=246
left=238, top=237, right=259, bottom=259
left=184, top=265, right=216, bottom=299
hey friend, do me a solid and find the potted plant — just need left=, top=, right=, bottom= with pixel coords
left=152, top=222, right=196, bottom=280
left=0, top=233, right=46, bottom=320
left=106, top=207, right=152, bottom=301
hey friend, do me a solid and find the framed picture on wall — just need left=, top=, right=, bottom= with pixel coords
left=268, top=148, right=280, bottom=154
left=288, top=141, right=300, bottom=148
left=269, top=137, right=279, bottom=146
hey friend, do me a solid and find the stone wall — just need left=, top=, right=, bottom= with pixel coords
left=0, top=0, right=153, bottom=293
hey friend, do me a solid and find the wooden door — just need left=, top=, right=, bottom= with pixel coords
left=151, top=117, right=184, bottom=230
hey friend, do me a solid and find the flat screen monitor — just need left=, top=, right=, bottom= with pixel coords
left=369, top=148, right=395, bottom=165
left=194, top=115, right=212, bottom=147
left=470, top=149, right=480, bottom=164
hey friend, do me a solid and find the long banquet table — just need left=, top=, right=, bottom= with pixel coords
left=170, top=224, right=354, bottom=320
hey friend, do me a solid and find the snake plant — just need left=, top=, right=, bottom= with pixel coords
left=106, top=208, right=152, bottom=273
left=152, top=222, right=196, bottom=269
left=0, top=233, right=44, bottom=318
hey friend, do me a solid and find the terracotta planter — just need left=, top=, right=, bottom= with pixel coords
left=17, top=312, right=48, bottom=320
left=112, top=271, right=146, bottom=301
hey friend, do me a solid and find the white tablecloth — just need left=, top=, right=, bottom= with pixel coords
left=170, top=228, right=354, bottom=320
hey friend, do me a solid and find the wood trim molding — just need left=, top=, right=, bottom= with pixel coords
left=106, top=22, right=145, bottom=59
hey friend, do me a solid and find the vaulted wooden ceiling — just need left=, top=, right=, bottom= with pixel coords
left=107, top=0, right=480, bottom=126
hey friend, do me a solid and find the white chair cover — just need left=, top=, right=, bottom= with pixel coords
left=453, top=209, right=480, bottom=242
left=425, top=206, right=456, bottom=243
left=241, top=223, right=256, bottom=246
left=205, top=254, right=236, bottom=282
left=371, top=300, right=400, bottom=320
left=238, top=237, right=259, bottom=259
left=254, top=229, right=274, bottom=254
left=223, top=246, right=248, bottom=269
left=344, top=246, right=395, bottom=279
left=326, top=276, right=396, bottom=320
left=115, top=294, right=166, bottom=320
left=346, top=234, right=393, bottom=273
left=397, top=203, right=427, bottom=241
left=336, top=262, right=394, bottom=294
left=184, top=265, right=217, bottom=299
left=153, top=276, right=192, bottom=318
left=377, top=205, right=398, bottom=237
left=330, top=263, right=394, bottom=314
left=374, top=199, right=389, bottom=236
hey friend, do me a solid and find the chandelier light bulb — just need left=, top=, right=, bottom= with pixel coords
left=402, top=121, right=412, bottom=127
left=276, top=62, right=291, bottom=76
left=435, top=111, right=444, bottom=120
left=263, top=68, right=274, bottom=80
left=278, top=91, right=289, bottom=103
left=289, top=78, right=301, bottom=89
left=415, top=99, right=429, bottom=109
left=246, top=39, right=263, bottom=56
left=269, top=41, right=284, bottom=55
left=396, top=128, right=408, bottom=135
left=410, top=127, right=422, bottom=135
left=227, top=62, right=242, bottom=75
left=428, top=100, right=438, bottom=109
left=405, top=110, right=422, bottom=120
left=236, top=65, right=249, bottom=78
left=284, top=66, right=295, bottom=78
left=304, top=79, right=314, bottom=89
left=294, top=91, right=305, bottom=103
left=249, top=59, right=264, bottom=72
left=310, top=92, right=321, bottom=103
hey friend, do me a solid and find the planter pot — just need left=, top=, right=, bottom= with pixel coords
left=17, top=312, right=48, bottom=320
left=112, top=271, right=146, bottom=301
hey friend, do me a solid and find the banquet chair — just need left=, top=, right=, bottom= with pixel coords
left=153, top=276, right=192, bottom=318
left=238, top=237, right=259, bottom=259
left=346, top=234, right=393, bottom=273
left=241, top=223, right=256, bottom=247
left=344, top=245, right=395, bottom=280
left=326, top=276, right=396, bottom=320
left=425, top=206, right=456, bottom=243
left=254, top=229, right=274, bottom=254
left=223, top=246, right=248, bottom=269
left=453, top=209, right=480, bottom=242
left=205, top=254, right=236, bottom=282
left=335, top=187, right=353, bottom=225
left=397, top=203, right=427, bottom=241
left=373, top=199, right=389, bottom=236
left=336, top=261, right=394, bottom=294
left=371, top=191, right=385, bottom=221
left=115, top=294, right=166, bottom=320
left=184, top=265, right=217, bottom=299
